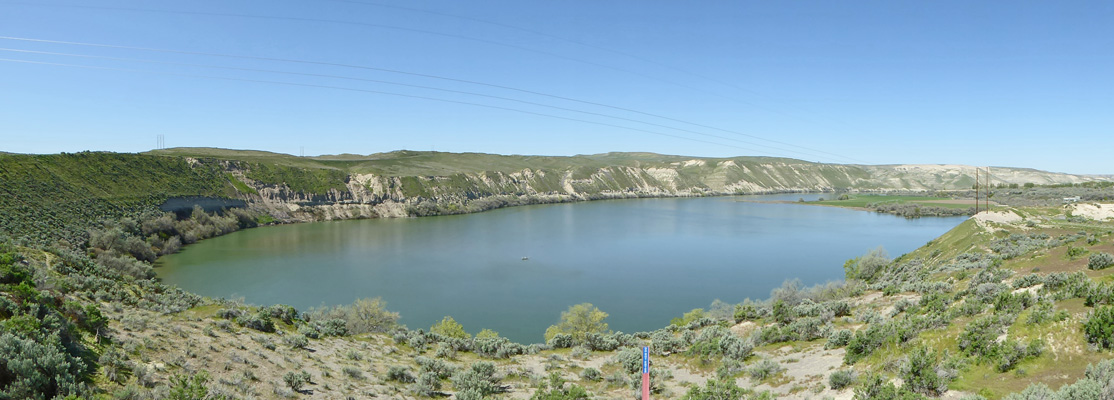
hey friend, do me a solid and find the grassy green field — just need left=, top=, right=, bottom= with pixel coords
left=813, top=194, right=984, bottom=210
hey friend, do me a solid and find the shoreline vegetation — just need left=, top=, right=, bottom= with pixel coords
left=3, top=149, right=1114, bottom=399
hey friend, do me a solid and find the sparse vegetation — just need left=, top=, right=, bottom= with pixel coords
left=3, top=150, right=1114, bottom=399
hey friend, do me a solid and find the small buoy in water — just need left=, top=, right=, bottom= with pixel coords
left=521, top=257, right=529, bottom=261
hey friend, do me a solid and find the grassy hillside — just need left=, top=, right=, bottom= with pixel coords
left=0, top=152, right=236, bottom=246
left=3, top=148, right=1106, bottom=247
left=5, top=199, right=1114, bottom=399
left=4, top=148, right=1114, bottom=399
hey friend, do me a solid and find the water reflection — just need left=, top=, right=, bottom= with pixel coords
left=158, top=194, right=962, bottom=343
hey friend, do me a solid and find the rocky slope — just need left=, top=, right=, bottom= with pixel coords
left=182, top=149, right=1105, bottom=222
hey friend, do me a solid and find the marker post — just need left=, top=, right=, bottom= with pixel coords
left=641, top=346, right=650, bottom=400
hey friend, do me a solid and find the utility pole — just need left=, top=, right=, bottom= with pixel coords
left=975, top=168, right=980, bottom=214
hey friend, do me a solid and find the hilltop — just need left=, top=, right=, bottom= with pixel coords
left=3, top=147, right=1109, bottom=251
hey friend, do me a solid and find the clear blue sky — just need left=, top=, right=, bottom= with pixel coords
left=1, top=1, right=1111, bottom=173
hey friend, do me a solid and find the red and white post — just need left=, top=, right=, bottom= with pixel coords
left=641, top=346, right=650, bottom=400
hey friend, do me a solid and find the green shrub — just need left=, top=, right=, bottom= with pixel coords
left=412, top=371, right=442, bottom=397
left=580, top=367, right=601, bottom=382
left=236, top=313, right=275, bottom=332
left=1026, top=301, right=1069, bottom=325
left=583, top=332, right=620, bottom=351
left=958, top=316, right=1000, bottom=358
left=650, top=330, right=682, bottom=355
left=451, top=362, right=501, bottom=397
left=826, top=329, right=853, bottom=349
left=264, top=304, right=298, bottom=324
left=748, top=359, right=782, bottom=381
left=854, top=372, right=927, bottom=400
left=996, top=339, right=1043, bottom=372
left=306, top=297, right=398, bottom=335
left=830, top=369, right=856, bottom=390
left=316, top=319, right=347, bottom=336
left=1056, top=378, right=1103, bottom=400
left=547, top=333, right=573, bottom=349
left=680, top=378, right=746, bottom=400
left=901, top=346, right=945, bottom=396
left=284, top=334, right=308, bottom=349
left=434, top=342, right=456, bottom=359
left=430, top=316, right=470, bottom=339
left=297, top=324, right=320, bottom=339
left=1084, top=306, right=1114, bottom=348
left=544, top=303, right=610, bottom=345
left=473, top=333, right=524, bottom=359
left=845, top=323, right=893, bottom=364
left=1088, top=253, right=1114, bottom=270
left=720, top=335, right=753, bottom=361
left=671, top=308, right=706, bottom=326
left=771, top=300, right=793, bottom=325
left=530, top=372, right=590, bottom=400
left=342, top=366, right=364, bottom=380
left=1012, top=273, right=1044, bottom=289
left=614, top=347, right=643, bottom=374
left=787, top=317, right=825, bottom=341
left=387, top=365, right=415, bottom=383
left=844, top=247, right=891, bottom=282
left=283, top=370, right=310, bottom=392
left=1003, top=383, right=1055, bottom=400
left=733, top=304, right=758, bottom=322
left=416, top=356, right=456, bottom=380
left=1068, top=246, right=1089, bottom=259
left=0, top=332, right=89, bottom=400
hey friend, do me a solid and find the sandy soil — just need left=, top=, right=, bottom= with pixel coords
left=754, top=344, right=851, bottom=399
left=918, top=199, right=996, bottom=206
left=973, top=210, right=1022, bottom=224
left=1072, top=203, right=1114, bottom=220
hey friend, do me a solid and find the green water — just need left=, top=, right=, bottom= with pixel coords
left=157, top=195, right=965, bottom=343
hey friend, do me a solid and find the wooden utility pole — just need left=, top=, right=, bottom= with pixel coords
left=975, top=168, right=980, bottom=214
left=989, top=167, right=998, bottom=212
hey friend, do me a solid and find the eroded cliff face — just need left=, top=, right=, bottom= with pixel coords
left=206, top=157, right=1102, bottom=222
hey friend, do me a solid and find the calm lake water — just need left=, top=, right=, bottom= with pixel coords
left=157, top=195, right=965, bottom=343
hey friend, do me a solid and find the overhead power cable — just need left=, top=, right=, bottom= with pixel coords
left=318, top=0, right=787, bottom=110
left=0, top=57, right=799, bottom=157
left=0, top=35, right=868, bottom=164
left=2, top=1, right=721, bottom=104
left=0, top=47, right=844, bottom=162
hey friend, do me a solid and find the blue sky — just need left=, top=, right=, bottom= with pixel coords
left=1, top=1, right=1111, bottom=173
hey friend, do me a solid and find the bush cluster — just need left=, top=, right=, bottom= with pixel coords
left=451, top=362, right=503, bottom=399
left=901, top=346, right=948, bottom=396
left=685, top=326, right=754, bottom=363
left=307, top=297, right=399, bottom=335
left=1088, top=252, right=1114, bottom=270
left=1084, top=306, right=1114, bottom=349
left=829, top=369, right=856, bottom=390
left=1004, top=358, right=1114, bottom=400
left=282, top=370, right=311, bottom=391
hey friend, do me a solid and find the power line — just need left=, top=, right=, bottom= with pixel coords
left=3, top=1, right=728, bottom=105
left=0, top=57, right=794, bottom=156
left=318, top=0, right=847, bottom=127
left=0, top=36, right=868, bottom=163
left=0, top=47, right=847, bottom=162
